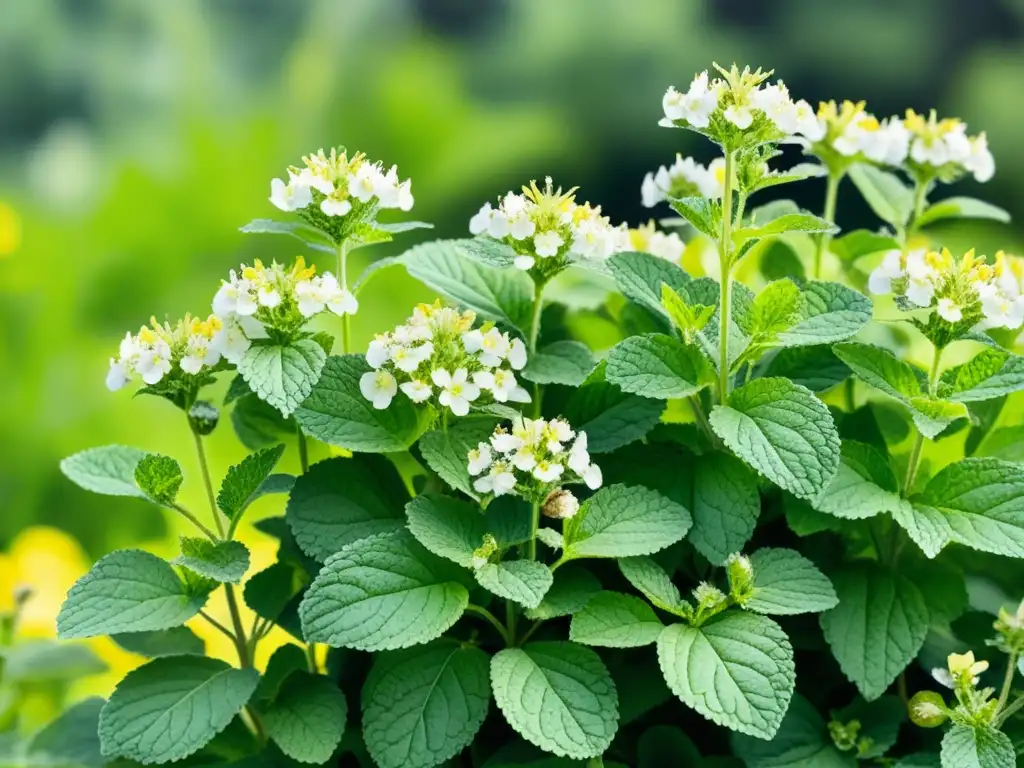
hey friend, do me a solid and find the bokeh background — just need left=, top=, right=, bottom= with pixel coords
left=2, top=0, right=1023, bottom=714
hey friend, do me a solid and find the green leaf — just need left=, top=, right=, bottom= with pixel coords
left=819, top=561, right=929, bottom=700
left=813, top=441, right=908, bottom=520
left=749, top=279, right=804, bottom=341
left=638, top=726, right=703, bottom=768
left=910, top=457, right=1024, bottom=558
left=834, top=694, right=906, bottom=760
left=618, top=556, right=690, bottom=617
left=217, top=445, right=286, bottom=522
left=916, top=196, right=1011, bottom=228
left=523, top=564, right=602, bottom=620
left=406, top=494, right=488, bottom=568
left=99, top=656, right=260, bottom=764
left=562, top=484, right=692, bottom=560
left=0, top=640, right=106, bottom=683
left=688, top=452, right=760, bottom=565
left=57, top=550, right=206, bottom=639
left=558, top=362, right=664, bottom=453
left=231, top=392, right=296, bottom=451
left=830, top=229, right=901, bottom=263
left=475, top=560, right=553, bottom=609
left=295, top=355, right=431, bottom=452
left=940, top=725, right=1015, bottom=768
left=299, top=531, right=469, bottom=651
left=569, top=591, right=663, bottom=647
left=238, top=339, right=326, bottom=418
left=907, top=396, right=970, bottom=439
left=605, top=334, right=714, bottom=400
left=485, top=495, right=534, bottom=549
left=133, top=454, right=183, bottom=505
left=762, top=346, right=850, bottom=392
left=661, top=283, right=715, bottom=339
left=848, top=164, right=914, bottom=227
left=401, top=239, right=534, bottom=332
left=521, top=341, right=595, bottom=386
left=262, top=671, right=348, bottom=764
left=710, top=378, right=840, bottom=500
left=777, top=283, right=872, bottom=347
left=286, top=455, right=409, bottom=561
left=833, top=342, right=923, bottom=401
left=244, top=561, right=306, bottom=629
left=743, top=548, right=838, bottom=615
left=731, top=694, right=856, bottom=768
left=734, top=213, right=837, bottom=242
left=363, top=641, right=491, bottom=768
left=418, top=418, right=497, bottom=498
left=491, top=641, right=619, bottom=759
left=171, top=538, right=250, bottom=584
left=60, top=445, right=148, bottom=498
left=670, top=195, right=718, bottom=238
left=657, top=612, right=795, bottom=739
left=27, top=697, right=105, bottom=768
left=940, top=349, right=1024, bottom=403
left=607, top=250, right=691, bottom=319
left=111, top=627, right=204, bottom=658
left=255, top=644, right=308, bottom=703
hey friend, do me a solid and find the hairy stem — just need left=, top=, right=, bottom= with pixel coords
left=338, top=239, right=352, bottom=353
left=297, top=424, right=309, bottom=473
left=169, top=502, right=219, bottom=542
left=996, top=694, right=1024, bottom=727
left=998, top=651, right=1019, bottom=714
left=529, top=281, right=546, bottom=418
left=813, top=172, right=840, bottom=280
left=191, top=428, right=226, bottom=539
left=527, top=500, right=541, bottom=561
left=903, top=346, right=944, bottom=495
left=465, top=604, right=511, bottom=645
left=717, top=151, right=736, bottom=403
left=688, top=396, right=717, bottom=446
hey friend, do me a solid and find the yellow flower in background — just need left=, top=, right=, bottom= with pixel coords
left=0, top=201, right=20, bottom=257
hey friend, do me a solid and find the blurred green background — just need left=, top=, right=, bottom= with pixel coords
left=2, top=0, right=1023, bottom=560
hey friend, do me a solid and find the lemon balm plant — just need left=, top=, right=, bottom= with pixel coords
left=18, top=64, right=1023, bottom=768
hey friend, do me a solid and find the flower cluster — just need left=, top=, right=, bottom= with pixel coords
left=213, top=257, right=355, bottom=360
left=903, top=110, right=994, bottom=183
left=627, top=221, right=686, bottom=264
left=805, top=100, right=910, bottom=167
left=641, top=154, right=725, bottom=207
left=467, top=417, right=602, bottom=500
left=469, top=177, right=628, bottom=272
left=359, top=302, right=529, bottom=415
left=270, top=147, right=413, bottom=217
left=107, top=314, right=224, bottom=391
left=870, top=248, right=1023, bottom=330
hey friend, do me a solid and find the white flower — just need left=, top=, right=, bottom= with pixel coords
left=399, top=379, right=433, bottom=403
left=965, top=133, right=995, bottom=183
left=512, top=447, right=538, bottom=472
left=509, top=212, right=536, bottom=241
left=474, top=370, right=531, bottom=404
left=663, top=72, right=719, bottom=129
left=473, top=461, right=517, bottom=496
left=723, top=104, right=754, bottom=130
left=134, top=339, right=173, bottom=386
left=567, top=433, right=591, bottom=475
left=700, top=158, right=727, bottom=199
left=906, top=250, right=938, bottom=307
left=646, top=230, right=685, bottom=263
left=791, top=100, right=825, bottom=141
left=479, top=328, right=512, bottom=367
left=582, top=463, right=603, bottom=490
left=641, top=173, right=663, bottom=208
left=269, top=175, right=313, bottom=212
left=490, top=430, right=523, bottom=454
left=212, top=319, right=252, bottom=365
left=937, top=298, right=963, bottom=323
left=662, top=86, right=687, bottom=121
left=431, top=367, right=481, bottom=417
left=180, top=334, right=221, bottom=375
left=257, top=286, right=281, bottom=308
left=321, top=196, right=352, bottom=217
left=507, top=338, right=528, bottom=370
left=213, top=271, right=258, bottom=317
left=467, top=442, right=493, bottom=476
left=469, top=203, right=494, bottom=236
left=868, top=250, right=905, bottom=296
left=366, top=336, right=391, bottom=369
left=106, top=358, right=130, bottom=391
left=376, top=165, right=415, bottom=211
left=359, top=370, right=397, bottom=410
left=535, top=230, right=564, bottom=258
left=349, top=162, right=384, bottom=203
left=532, top=460, right=564, bottom=483
left=549, top=418, right=575, bottom=444
left=513, top=255, right=535, bottom=270
left=391, top=342, right=433, bottom=374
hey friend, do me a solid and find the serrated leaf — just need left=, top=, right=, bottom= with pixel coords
left=607, top=250, right=691, bottom=319
left=406, top=494, right=488, bottom=568
left=475, top=560, right=553, bottom=609
left=401, top=239, right=534, bottom=332
left=908, top=396, right=970, bottom=439
left=99, top=656, right=259, bottom=764
left=134, top=454, right=183, bottom=504
left=295, top=355, right=431, bottom=452
left=363, top=641, right=490, bottom=768
left=217, top=444, right=286, bottom=522
left=299, top=531, right=469, bottom=651
left=111, top=627, right=204, bottom=658
left=286, top=455, right=409, bottom=561
left=710, top=378, right=840, bottom=499
left=605, top=334, right=714, bottom=400
left=60, top=445, right=148, bottom=498
left=57, top=550, right=206, bottom=639
left=523, top=565, right=602, bottom=620
left=731, top=694, right=856, bottom=768
left=657, top=612, right=795, bottom=739
left=670, top=195, right=719, bottom=238
left=27, top=696, right=105, bottom=768
left=688, top=452, right=760, bottom=564
left=777, top=282, right=872, bottom=347
left=916, top=196, right=1011, bottom=228
left=562, top=484, right=691, bottom=560
left=618, top=556, right=690, bottom=617
left=819, top=562, right=929, bottom=700
left=743, top=548, right=838, bottom=615
left=941, top=724, right=1015, bottom=768
left=521, top=341, right=595, bottom=386
left=491, top=641, right=618, bottom=759
left=262, top=671, right=348, bottom=764
left=418, top=418, right=497, bottom=498
left=762, top=345, right=850, bottom=391
left=171, top=538, right=250, bottom=584
left=238, top=339, right=326, bottom=417
left=734, top=212, right=837, bottom=242
left=559, top=362, right=664, bottom=453
left=749, top=279, right=804, bottom=341
left=830, top=229, right=901, bottom=263
left=833, top=342, right=924, bottom=400
left=848, top=164, right=914, bottom=227
left=230, top=392, right=296, bottom=450
left=570, top=591, right=663, bottom=647
left=244, top=561, right=306, bottom=630
left=941, top=349, right=1024, bottom=403
left=813, top=440, right=909, bottom=520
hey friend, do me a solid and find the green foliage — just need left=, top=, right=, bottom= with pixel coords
left=521, top=341, right=595, bottom=386
left=261, top=671, right=348, bottom=764
left=171, top=537, right=250, bottom=584
left=605, top=333, right=714, bottom=400
left=569, top=591, right=664, bottom=647
left=133, top=454, right=184, bottom=505
left=848, top=164, right=914, bottom=227
left=742, top=548, right=838, bottom=615
left=475, top=559, right=553, bottom=609
left=238, top=339, right=327, bottom=418
left=216, top=444, right=286, bottom=523
left=60, top=445, right=149, bottom=498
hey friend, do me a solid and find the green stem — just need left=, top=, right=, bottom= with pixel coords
left=529, top=281, right=546, bottom=418
left=338, top=240, right=352, bottom=353
left=527, top=500, right=541, bottom=561
left=191, top=428, right=226, bottom=539
left=505, top=601, right=517, bottom=647
left=996, top=695, right=1024, bottom=727
left=997, top=651, right=1019, bottom=714
left=198, top=610, right=235, bottom=641
left=717, top=151, right=736, bottom=403
left=297, top=424, right=309, bottom=473
left=687, top=396, right=717, bottom=447
left=464, top=604, right=511, bottom=645
left=903, top=345, right=944, bottom=495
left=519, top=620, right=544, bottom=646
left=813, top=172, right=840, bottom=280
left=169, top=502, right=219, bottom=542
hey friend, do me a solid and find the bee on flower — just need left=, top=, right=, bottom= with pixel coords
left=107, top=314, right=224, bottom=392
left=901, top=110, right=994, bottom=184
left=466, top=417, right=602, bottom=502
left=359, top=302, right=529, bottom=416
left=640, top=154, right=726, bottom=207
left=469, top=177, right=628, bottom=275
left=627, top=221, right=686, bottom=264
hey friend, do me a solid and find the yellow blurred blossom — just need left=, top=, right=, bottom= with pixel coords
left=0, top=202, right=19, bottom=257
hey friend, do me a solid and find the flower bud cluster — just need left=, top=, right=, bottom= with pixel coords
left=469, top=177, right=628, bottom=272
left=467, top=417, right=602, bottom=500
left=359, top=302, right=529, bottom=415
left=641, top=154, right=726, bottom=207
left=270, top=147, right=413, bottom=218
left=806, top=100, right=910, bottom=167
left=903, top=110, right=994, bottom=183
left=107, top=314, right=224, bottom=391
